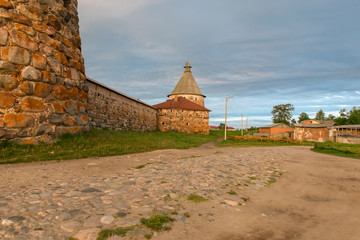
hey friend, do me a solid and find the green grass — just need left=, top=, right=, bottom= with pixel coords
left=184, top=212, right=190, bottom=218
left=163, top=194, right=171, bottom=201
left=97, top=226, right=134, bottom=240
left=140, top=213, right=175, bottom=231
left=188, top=194, right=207, bottom=202
left=312, top=142, right=360, bottom=159
left=227, top=190, right=238, bottom=195
left=0, top=129, right=223, bottom=164
left=267, top=179, right=277, bottom=185
left=217, top=139, right=314, bottom=148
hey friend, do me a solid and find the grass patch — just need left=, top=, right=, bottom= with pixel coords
left=312, top=142, right=360, bottom=159
left=241, top=196, right=250, bottom=202
left=227, top=190, right=238, bottom=195
left=267, top=179, right=277, bottom=185
left=68, top=238, right=78, bottom=240
left=188, top=194, right=207, bottom=202
left=97, top=226, right=134, bottom=240
left=164, top=194, right=171, bottom=201
left=145, top=234, right=152, bottom=239
left=0, top=129, right=224, bottom=164
left=135, top=164, right=146, bottom=169
left=140, top=213, right=175, bottom=231
left=184, top=212, right=190, bottom=218
left=134, top=162, right=156, bottom=169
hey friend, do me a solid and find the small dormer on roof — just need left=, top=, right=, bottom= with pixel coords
left=168, top=60, right=205, bottom=97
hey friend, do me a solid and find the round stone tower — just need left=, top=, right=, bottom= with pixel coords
left=0, top=0, right=88, bottom=144
left=168, top=60, right=205, bottom=107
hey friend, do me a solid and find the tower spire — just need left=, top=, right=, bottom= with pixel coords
left=184, top=59, right=192, bottom=72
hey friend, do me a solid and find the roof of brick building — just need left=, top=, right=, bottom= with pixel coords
left=296, top=120, right=336, bottom=128
left=259, top=123, right=292, bottom=128
left=168, top=60, right=205, bottom=97
left=153, top=97, right=210, bottom=111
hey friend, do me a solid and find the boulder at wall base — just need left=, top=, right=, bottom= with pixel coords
left=4, top=113, right=35, bottom=128
left=12, top=137, right=39, bottom=145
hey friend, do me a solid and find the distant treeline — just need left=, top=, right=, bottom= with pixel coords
left=271, top=104, right=360, bottom=126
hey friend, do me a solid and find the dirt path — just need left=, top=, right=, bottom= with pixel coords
left=0, top=143, right=359, bottom=240
left=157, top=146, right=360, bottom=240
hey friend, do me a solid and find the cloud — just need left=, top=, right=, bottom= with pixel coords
left=79, top=0, right=165, bottom=22
left=78, top=0, right=360, bottom=126
left=211, top=115, right=272, bottom=122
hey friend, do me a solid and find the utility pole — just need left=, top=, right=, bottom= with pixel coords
left=224, top=96, right=233, bottom=141
left=241, top=114, right=243, bottom=136
left=246, top=118, right=248, bottom=131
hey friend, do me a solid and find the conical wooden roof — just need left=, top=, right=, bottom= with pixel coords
left=153, top=97, right=210, bottom=111
left=169, top=60, right=204, bottom=97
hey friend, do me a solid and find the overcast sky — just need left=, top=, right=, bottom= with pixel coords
left=78, top=0, right=360, bottom=128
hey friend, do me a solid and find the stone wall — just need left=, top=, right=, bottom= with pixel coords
left=0, top=0, right=88, bottom=143
left=87, top=78, right=157, bottom=132
left=337, top=136, right=360, bottom=144
left=157, top=108, right=209, bottom=135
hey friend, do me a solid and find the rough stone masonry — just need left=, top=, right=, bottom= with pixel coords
left=0, top=0, right=88, bottom=144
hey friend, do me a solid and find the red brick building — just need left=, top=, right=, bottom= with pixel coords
left=259, top=123, right=294, bottom=138
left=153, top=61, right=210, bottom=135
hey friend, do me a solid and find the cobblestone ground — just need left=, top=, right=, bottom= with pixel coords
left=0, top=148, right=285, bottom=240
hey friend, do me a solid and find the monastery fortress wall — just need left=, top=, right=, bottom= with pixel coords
left=87, top=78, right=157, bottom=132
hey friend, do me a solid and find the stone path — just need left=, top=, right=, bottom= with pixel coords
left=0, top=147, right=285, bottom=240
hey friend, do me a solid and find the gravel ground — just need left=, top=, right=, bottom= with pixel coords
left=0, top=142, right=359, bottom=240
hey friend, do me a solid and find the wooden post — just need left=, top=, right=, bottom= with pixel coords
left=241, top=114, right=243, bottom=136
left=224, top=98, right=227, bottom=141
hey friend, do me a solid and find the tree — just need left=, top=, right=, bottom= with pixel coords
left=334, top=116, right=348, bottom=125
left=334, top=108, right=348, bottom=125
left=315, top=109, right=325, bottom=121
left=348, top=107, right=360, bottom=124
left=327, top=114, right=335, bottom=120
left=333, top=107, right=360, bottom=125
left=219, top=123, right=225, bottom=130
left=271, top=104, right=294, bottom=125
left=298, top=112, right=310, bottom=123
left=339, top=109, right=347, bottom=118
left=291, top=119, right=297, bottom=125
